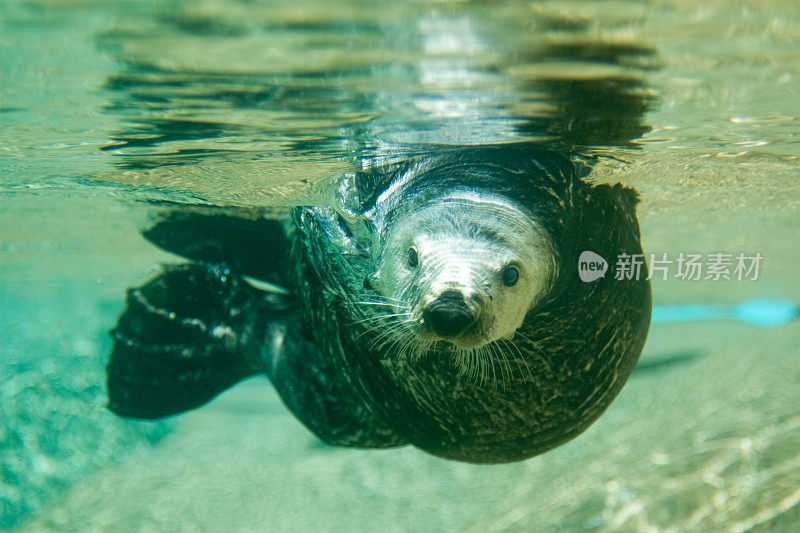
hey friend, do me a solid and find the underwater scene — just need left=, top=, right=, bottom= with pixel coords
left=1, top=0, right=799, bottom=531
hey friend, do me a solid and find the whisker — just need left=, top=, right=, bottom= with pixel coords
left=378, top=321, right=414, bottom=350
left=513, top=330, right=534, bottom=344
left=453, top=347, right=466, bottom=378
left=488, top=342, right=509, bottom=386
left=395, top=324, right=419, bottom=357
left=456, top=348, right=465, bottom=376
left=455, top=347, right=472, bottom=381
left=357, top=318, right=402, bottom=343
left=366, top=320, right=405, bottom=346
left=468, top=347, right=480, bottom=383
left=491, top=344, right=509, bottom=390
left=409, top=338, right=427, bottom=360
left=353, top=297, right=408, bottom=310
left=353, top=301, right=404, bottom=308
left=489, top=346, right=498, bottom=385
left=486, top=344, right=500, bottom=383
left=501, top=344, right=514, bottom=383
left=470, top=348, right=481, bottom=383
left=385, top=335, right=407, bottom=357
left=358, top=293, right=406, bottom=302
left=370, top=324, right=405, bottom=348
left=501, top=338, right=534, bottom=381
left=476, top=346, right=490, bottom=389
left=481, top=349, right=490, bottom=387
left=401, top=336, right=422, bottom=361
left=349, top=312, right=411, bottom=326
left=513, top=331, right=553, bottom=375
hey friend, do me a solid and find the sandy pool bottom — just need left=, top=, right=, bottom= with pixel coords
left=15, top=320, right=800, bottom=532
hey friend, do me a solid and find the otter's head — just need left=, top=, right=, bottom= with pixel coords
left=369, top=190, right=554, bottom=358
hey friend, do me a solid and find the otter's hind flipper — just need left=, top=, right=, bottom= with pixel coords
left=107, top=263, right=285, bottom=419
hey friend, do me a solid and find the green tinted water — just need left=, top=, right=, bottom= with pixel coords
left=1, top=0, right=798, bottom=530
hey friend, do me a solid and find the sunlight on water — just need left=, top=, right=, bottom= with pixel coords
left=1, top=0, right=799, bottom=530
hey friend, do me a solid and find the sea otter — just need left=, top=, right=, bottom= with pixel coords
left=107, top=143, right=651, bottom=463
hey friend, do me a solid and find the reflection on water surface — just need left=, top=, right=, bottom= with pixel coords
left=89, top=0, right=657, bottom=206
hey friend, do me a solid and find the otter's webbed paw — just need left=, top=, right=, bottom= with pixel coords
left=107, top=263, right=283, bottom=419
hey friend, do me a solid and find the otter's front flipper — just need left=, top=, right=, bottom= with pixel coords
left=143, top=210, right=292, bottom=287
left=107, top=263, right=287, bottom=419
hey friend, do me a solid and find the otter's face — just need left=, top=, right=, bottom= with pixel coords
left=371, top=192, right=554, bottom=355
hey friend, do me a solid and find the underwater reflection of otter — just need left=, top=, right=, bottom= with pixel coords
left=107, top=143, right=651, bottom=463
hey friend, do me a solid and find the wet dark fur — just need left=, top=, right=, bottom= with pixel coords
left=108, top=144, right=651, bottom=463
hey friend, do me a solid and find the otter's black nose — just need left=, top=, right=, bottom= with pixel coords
left=423, top=290, right=475, bottom=337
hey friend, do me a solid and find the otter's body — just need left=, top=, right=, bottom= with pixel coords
left=107, top=144, right=650, bottom=463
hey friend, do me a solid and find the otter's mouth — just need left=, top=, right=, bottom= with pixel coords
left=417, top=320, right=489, bottom=350
left=442, top=335, right=487, bottom=350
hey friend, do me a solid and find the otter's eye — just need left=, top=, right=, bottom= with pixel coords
left=502, top=265, right=519, bottom=287
left=407, top=247, right=419, bottom=268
